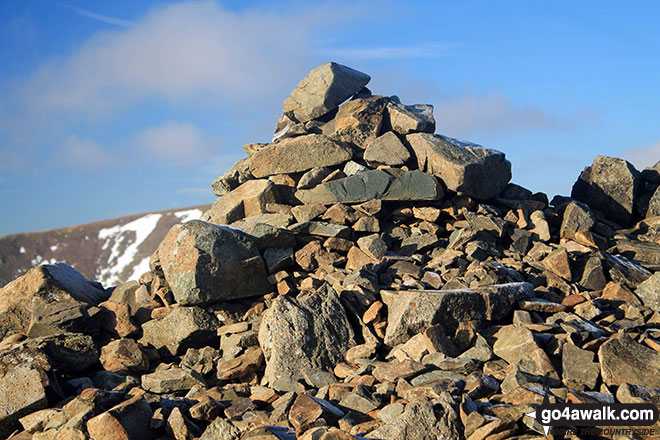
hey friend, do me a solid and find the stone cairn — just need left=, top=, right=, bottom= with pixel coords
left=2, top=62, right=660, bottom=440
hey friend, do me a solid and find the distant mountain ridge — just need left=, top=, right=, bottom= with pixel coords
left=0, top=205, right=211, bottom=288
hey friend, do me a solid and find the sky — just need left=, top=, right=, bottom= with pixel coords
left=1, top=0, right=659, bottom=236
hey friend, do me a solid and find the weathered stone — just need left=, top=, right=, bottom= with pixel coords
left=366, top=400, right=448, bottom=440
left=295, top=241, right=335, bottom=271
left=86, top=396, right=154, bottom=440
left=250, top=135, right=352, bottom=178
left=140, top=306, right=218, bottom=356
left=158, top=220, right=270, bottom=306
left=326, top=96, right=387, bottom=148
left=288, top=394, right=343, bottom=436
left=291, top=204, right=326, bottom=223
left=99, top=301, right=139, bottom=338
left=605, top=254, right=652, bottom=290
left=382, top=283, right=534, bottom=346
left=338, top=385, right=380, bottom=413
left=0, top=263, right=108, bottom=339
left=384, top=101, right=435, bottom=135
left=635, top=272, right=660, bottom=310
left=100, top=339, right=149, bottom=374
left=204, top=179, right=277, bottom=225
left=108, top=281, right=152, bottom=315
left=406, top=133, right=511, bottom=200
left=298, top=167, right=334, bottom=190
left=363, top=132, right=410, bottom=167
left=141, top=368, right=204, bottom=394
left=0, top=347, right=51, bottom=437
left=263, top=248, right=294, bottom=273
left=542, top=247, right=572, bottom=280
left=493, top=325, right=556, bottom=378
left=647, top=186, right=660, bottom=218
left=258, top=285, right=355, bottom=383
left=560, top=201, right=595, bottom=239
left=616, top=239, right=660, bottom=265
left=216, top=346, right=264, bottom=381
left=373, top=359, right=425, bottom=383
left=296, top=169, right=442, bottom=204
left=571, top=155, right=643, bottom=226
left=599, top=332, right=660, bottom=388
left=200, top=418, right=242, bottom=440
left=283, top=62, right=370, bottom=123
left=562, top=343, right=599, bottom=389
left=211, top=157, right=252, bottom=196
left=579, top=256, right=607, bottom=291
left=356, top=234, right=387, bottom=260
left=289, top=221, right=351, bottom=238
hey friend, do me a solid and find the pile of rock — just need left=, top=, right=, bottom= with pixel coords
left=2, top=62, right=660, bottom=440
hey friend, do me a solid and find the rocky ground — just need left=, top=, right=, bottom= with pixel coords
left=2, top=62, right=660, bottom=440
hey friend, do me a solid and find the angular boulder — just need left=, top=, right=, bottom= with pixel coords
left=382, top=283, right=534, bottom=346
left=647, top=186, right=660, bottom=218
left=86, top=396, right=154, bottom=440
left=258, top=284, right=355, bottom=384
left=325, top=95, right=388, bottom=148
left=249, top=134, right=352, bottom=178
left=140, top=306, right=219, bottom=356
left=158, top=220, right=270, bottom=306
left=560, top=201, right=595, bottom=239
left=571, top=155, right=643, bottom=226
left=599, top=332, right=660, bottom=388
left=0, top=347, right=51, bottom=437
left=295, top=169, right=443, bottom=204
left=0, top=263, right=108, bottom=339
left=406, top=133, right=511, bottom=200
left=283, top=62, right=370, bottom=123
left=203, top=179, right=277, bottom=225
left=384, top=101, right=435, bottom=135
left=363, top=131, right=411, bottom=167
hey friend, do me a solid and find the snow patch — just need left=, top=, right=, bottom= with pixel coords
left=174, top=208, right=203, bottom=223
left=97, top=213, right=162, bottom=286
left=128, top=256, right=151, bottom=282
left=31, top=255, right=58, bottom=266
left=50, top=244, right=59, bottom=252
left=19, top=246, right=26, bottom=254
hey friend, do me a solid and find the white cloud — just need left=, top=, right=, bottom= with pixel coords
left=59, top=135, right=113, bottom=168
left=63, top=4, right=135, bottom=27
left=433, top=93, right=574, bottom=136
left=19, top=1, right=324, bottom=116
left=133, top=120, right=210, bottom=162
left=323, top=43, right=451, bottom=60
left=623, top=138, right=660, bottom=170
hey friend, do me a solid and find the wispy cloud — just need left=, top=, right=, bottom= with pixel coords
left=323, top=43, right=450, bottom=59
left=62, top=4, right=135, bottom=27
left=58, top=135, right=113, bottom=168
left=623, top=138, right=660, bottom=170
left=432, top=93, right=600, bottom=136
left=133, top=120, right=210, bottom=163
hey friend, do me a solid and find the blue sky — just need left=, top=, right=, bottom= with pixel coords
left=1, top=0, right=659, bottom=235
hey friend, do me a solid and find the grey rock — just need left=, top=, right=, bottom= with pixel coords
left=647, top=186, right=660, bottom=218
left=571, top=155, right=643, bottom=226
left=283, top=62, right=370, bottom=123
left=200, top=418, right=242, bottom=440
left=263, top=248, right=294, bottom=273
left=140, top=306, right=219, bottom=356
left=562, top=343, right=599, bottom=389
left=363, top=131, right=411, bottom=167
left=288, top=221, right=351, bottom=238
left=258, top=284, right=355, bottom=383
left=635, top=272, right=660, bottom=310
left=560, top=201, right=595, bottom=239
left=382, top=282, right=534, bottom=346
left=357, top=234, right=387, bottom=260
left=297, top=167, right=334, bottom=190
left=158, top=220, right=270, bottom=306
left=599, top=332, right=660, bottom=388
left=0, top=347, right=51, bottom=437
left=211, top=157, right=252, bottom=196
left=141, top=368, right=204, bottom=394
left=242, top=223, right=296, bottom=251
left=605, top=254, right=652, bottom=290
left=616, top=239, right=660, bottom=265
left=249, top=134, right=352, bottom=178
left=384, top=101, right=435, bottom=135
left=295, top=169, right=443, bottom=204
left=343, top=160, right=368, bottom=176
left=406, top=132, right=511, bottom=200
left=366, top=400, right=445, bottom=440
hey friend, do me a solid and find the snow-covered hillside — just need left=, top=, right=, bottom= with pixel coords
left=0, top=205, right=209, bottom=288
